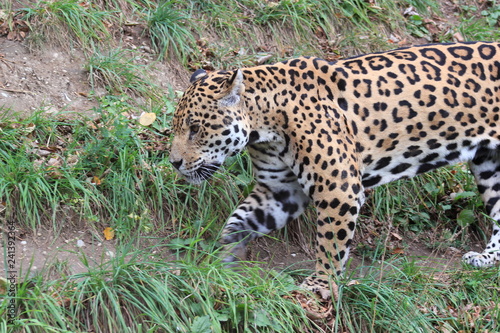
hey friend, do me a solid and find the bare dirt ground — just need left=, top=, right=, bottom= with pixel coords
left=0, top=34, right=190, bottom=115
left=14, top=223, right=476, bottom=281
left=0, top=26, right=487, bottom=281
left=0, top=39, right=96, bottom=115
left=15, top=227, right=116, bottom=277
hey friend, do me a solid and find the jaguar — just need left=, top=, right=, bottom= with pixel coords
left=169, top=42, right=500, bottom=299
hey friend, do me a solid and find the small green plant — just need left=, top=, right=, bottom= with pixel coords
left=93, top=0, right=155, bottom=13
left=0, top=108, right=99, bottom=229
left=86, top=48, right=161, bottom=101
left=145, top=0, right=195, bottom=62
left=337, top=0, right=380, bottom=27
left=481, top=0, right=500, bottom=26
left=254, top=0, right=314, bottom=37
left=186, top=0, right=245, bottom=35
left=406, top=14, right=431, bottom=41
left=457, top=1, right=500, bottom=41
left=366, top=164, right=483, bottom=232
left=404, top=0, right=440, bottom=15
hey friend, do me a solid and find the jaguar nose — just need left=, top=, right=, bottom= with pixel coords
left=170, top=159, right=183, bottom=170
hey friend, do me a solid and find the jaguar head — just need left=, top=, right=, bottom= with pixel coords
left=169, top=69, right=250, bottom=183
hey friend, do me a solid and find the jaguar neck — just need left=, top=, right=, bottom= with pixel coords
left=241, top=69, right=288, bottom=145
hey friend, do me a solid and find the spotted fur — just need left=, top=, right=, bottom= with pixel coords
left=170, top=42, right=500, bottom=298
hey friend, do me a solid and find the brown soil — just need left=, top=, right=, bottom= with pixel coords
left=0, top=36, right=190, bottom=116
left=0, top=40, right=96, bottom=115
left=14, top=222, right=484, bottom=281
left=15, top=227, right=116, bottom=277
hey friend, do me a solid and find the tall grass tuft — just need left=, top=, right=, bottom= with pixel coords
left=22, top=0, right=114, bottom=51
left=145, top=0, right=195, bottom=62
left=7, top=248, right=316, bottom=332
left=0, top=109, right=102, bottom=230
left=86, top=48, right=162, bottom=102
left=5, top=247, right=499, bottom=332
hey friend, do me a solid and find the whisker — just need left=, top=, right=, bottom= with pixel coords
left=183, top=161, right=222, bottom=184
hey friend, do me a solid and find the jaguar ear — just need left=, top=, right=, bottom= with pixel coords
left=219, top=69, right=244, bottom=107
left=190, top=69, right=207, bottom=83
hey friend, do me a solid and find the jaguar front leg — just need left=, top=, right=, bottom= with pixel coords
left=220, top=179, right=310, bottom=263
left=299, top=167, right=364, bottom=299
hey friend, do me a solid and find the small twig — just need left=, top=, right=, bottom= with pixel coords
left=0, top=85, right=34, bottom=95
left=0, top=54, right=17, bottom=71
left=0, top=56, right=17, bottom=65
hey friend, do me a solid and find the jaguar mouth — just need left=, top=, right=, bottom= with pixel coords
left=185, top=162, right=221, bottom=184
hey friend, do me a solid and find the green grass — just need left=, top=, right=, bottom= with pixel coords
left=2, top=243, right=499, bottom=332
left=93, top=0, right=155, bottom=13
left=86, top=48, right=162, bottom=102
left=367, top=165, right=481, bottom=226
left=0, top=100, right=240, bottom=235
left=361, top=163, right=488, bottom=253
left=457, top=3, right=500, bottom=41
left=9, top=0, right=496, bottom=65
left=3, top=245, right=315, bottom=332
left=2, top=0, right=500, bottom=331
left=340, top=259, right=499, bottom=332
left=21, top=0, right=114, bottom=51
left=145, top=0, right=195, bottom=62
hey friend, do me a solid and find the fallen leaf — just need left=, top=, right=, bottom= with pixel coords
left=347, top=280, right=360, bottom=286
left=47, top=157, right=61, bottom=166
left=91, top=176, right=102, bottom=185
left=35, top=149, right=52, bottom=157
left=392, top=247, right=405, bottom=255
left=403, top=6, right=419, bottom=16
left=256, top=53, right=273, bottom=65
left=66, top=154, right=79, bottom=166
left=103, top=227, right=115, bottom=240
left=453, top=32, right=465, bottom=42
left=391, top=232, right=402, bottom=241
left=139, top=112, right=156, bottom=126
left=24, top=123, right=36, bottom=133
left=423, top=19, right=440, bottom=36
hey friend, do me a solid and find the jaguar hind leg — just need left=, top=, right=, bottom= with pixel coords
left=463, top=149, right=500, bottom=267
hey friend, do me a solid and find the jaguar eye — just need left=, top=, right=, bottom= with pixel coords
left=189, top=124, right=200, bottom=139
left=190, top=124, right=200, bottom=134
